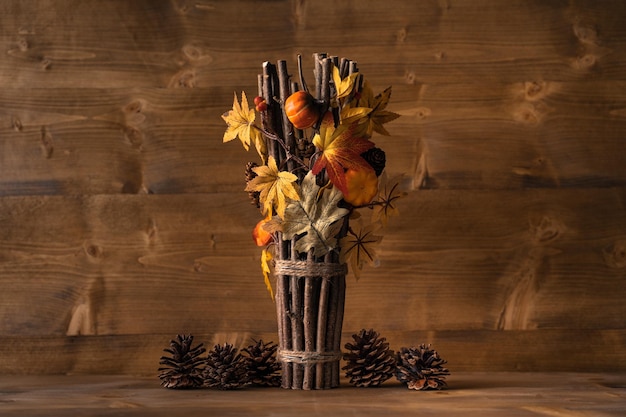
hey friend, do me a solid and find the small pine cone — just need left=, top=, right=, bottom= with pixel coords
left=395, top=344, right=450, bottom=390
left=158, top=334, right=206, bottom=389
left=361, top=147, right=386, bottom=176
left=242, top=339, right=281, bottom=387
left=245, top=162, right=261, bottom=208
left=203, top=343, right=250, bottom=390
left=342, top=329, right=396, bottom=387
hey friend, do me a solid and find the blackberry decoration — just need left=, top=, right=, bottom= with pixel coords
left=342, top=328, right=396, bottom=387
left=158, top=334, right=206, bottom=389
left=395, top=344, right=450, bottom=390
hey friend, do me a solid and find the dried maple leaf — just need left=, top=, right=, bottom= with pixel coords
left=354, top=82, right=400, bottom=137
left=332, top=66, right=360, bottom=100
left=245, top=156, right=299, bottom=219
left=340, top=222, right=383, bottom=280
left=222, top=91, right=267, bottom=162
left=340, top=105, right=372, bottom=127
left=311, top=120, right=375, bottom=196
left=372, top=173, right=407, bottom=226
left=280, top=172, right=349, bottom=257
left=260, top=248, right=274, bottom=299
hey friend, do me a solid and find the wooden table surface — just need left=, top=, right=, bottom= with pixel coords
left=1, top=372, right=625, bottom=416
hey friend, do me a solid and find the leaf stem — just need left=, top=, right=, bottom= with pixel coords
left=254, top=125, right=308, bottom=172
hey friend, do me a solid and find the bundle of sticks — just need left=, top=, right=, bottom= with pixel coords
left=257, top=53, right=359, bottom=389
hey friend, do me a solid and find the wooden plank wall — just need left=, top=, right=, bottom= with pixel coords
left=1, top=0, right=625, bottom=375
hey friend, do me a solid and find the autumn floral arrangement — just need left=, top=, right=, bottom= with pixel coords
left=221, top=53, right=405, bottom=389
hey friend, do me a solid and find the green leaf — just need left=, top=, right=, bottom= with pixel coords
left=281, top=172, right=349, bottom=256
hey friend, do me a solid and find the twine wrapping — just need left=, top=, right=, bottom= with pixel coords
left=278, top=349, right=343, bottom=364
left=274, top=259, right=348, bottom=279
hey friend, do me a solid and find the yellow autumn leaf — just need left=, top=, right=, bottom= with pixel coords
left=222, top=91, right=267, bottom=162
left=340, top=103, right=372, bottom=125
left=244, top=156, right=300, bottom=218
left=354, top=82, right=400, bottom=137
left=261, top=248, right=274, bottom=300
left=332, top=65, right=360, bottom=100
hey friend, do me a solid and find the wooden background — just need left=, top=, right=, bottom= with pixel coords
left=1, top=0, right=625, bottom=375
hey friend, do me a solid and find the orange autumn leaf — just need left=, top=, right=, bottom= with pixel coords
left=311, top=121, right=375, bottom=195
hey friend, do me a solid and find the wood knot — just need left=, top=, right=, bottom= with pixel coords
left=182, top=44, right=203, bottom=61
left=124, top=100, right=146, bottom=125
left=404, top=69, right=417, bottom=85
left=124, top=99, right=144, bottom=115
left=513, top=103, right=542, bottom=125
left=170, top=69, right=197, bottom=88
left=40, top=126, right=54, bottom=158
left=573, top=54, right=597, bottom=70
left=123, top=126, right=144, bottom=149
left=17, top=37, right=29, bottom=51
left=40, top=58, right=52, bottom=70
left=396, top=27, right=408, bottom=43
left=146, top=218, right=158, bottom=242
left=84, top=243, right=103, bottom=259
left=603, top=240, right=626, bottom=268
left=528, top=215, right=565, bottom=243
left=524, top=81, right=547, bottom=101
left=573, top=22, right=599, bottom=45
left=11, top=116, right=23, bottom=132
left=193, top=259, right=209, bottom=273
left=415, top=107, right=432, bottom=120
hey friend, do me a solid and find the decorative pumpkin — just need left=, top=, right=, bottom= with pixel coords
left=252, top=219, right=272, bottom=246
left=343, top=167, right=379, bottom=207
left=284, top=91, right=319, bottom=129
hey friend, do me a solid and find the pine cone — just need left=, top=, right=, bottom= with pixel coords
left=395, top=344, right=450, bottom=390
left=245, top=162, right=261, bottom=208
left=342, top=329, right=396, bottom=387
left=242, top=339, right=281, bottom=387
left=158, top=334, right=206, bottom=389
left=203, top=343, right=250, bottom=390
left=361, top=147, right=386, bottom=176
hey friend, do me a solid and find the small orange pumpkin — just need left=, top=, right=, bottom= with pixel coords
left=343, top=168, right=379, bottom=207
left=284, top=91, right=319, bottom=129
left=252, top=219, right=272, bottom=247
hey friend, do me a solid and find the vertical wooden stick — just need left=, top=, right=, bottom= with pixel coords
left=303, top=275, right=317, bottom=389
left=313, top=52, right=326, bottom=99
left=332, top=273, right=346, bottom=388
left=291, top=274, right=304, bottom=388
left=315, top=277, right=330, bottom=388
left=277, top=60, right=296, bottom=173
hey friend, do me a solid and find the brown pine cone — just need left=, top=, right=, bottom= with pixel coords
left=158, top=334, right=206, bottom=389
left=245, top=162, right=261, bottom=208
left=395, top=344, right=450, bottom=390
left=361, top=147, right=386, bottom=176
left=242, top=339, right=281, bottom=387
left=203, top=343, right=250, bottom=390
left=342, top=329, right=396, bottom=387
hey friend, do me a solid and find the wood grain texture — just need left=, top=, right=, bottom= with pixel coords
left=1, top=0, right=626, bottom=374
left=0, top=373, right=625, bottom=416
left=0, top=331, right=624, bottom=375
